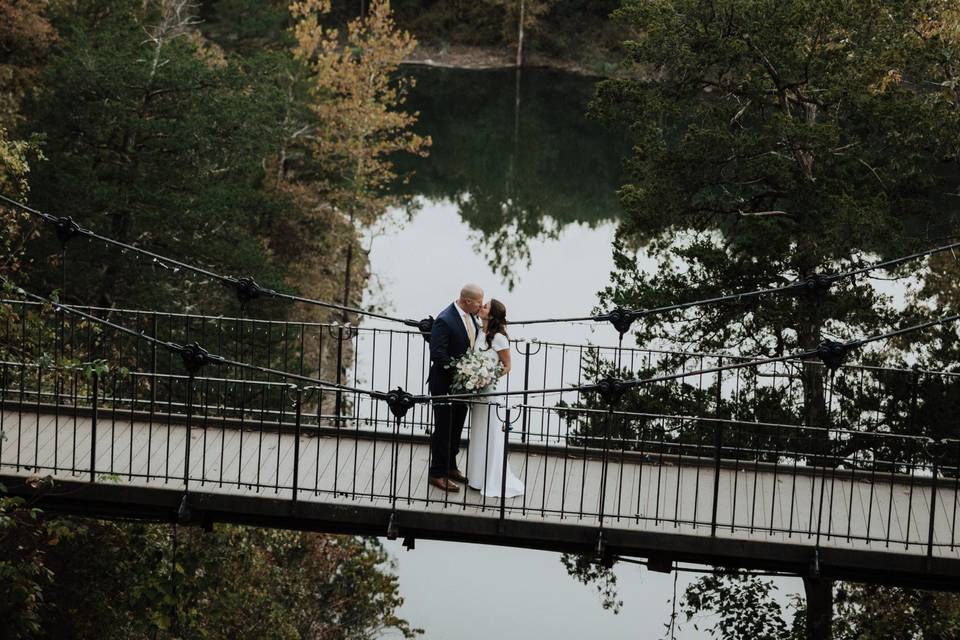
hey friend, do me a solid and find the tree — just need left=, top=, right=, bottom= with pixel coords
left=290, top=0, right=430, bottom=316
left=0, top=0, right=55, bottom=283
left=675, top=573, right=960, bottom=640
left=0, top=0, right=57, bottom=131
left=572, top=0, right=960, bottom=635
left=22, top=0, right=293, bottom=311
left=832, top=583, right=960, bottom=640
left=0, top=510, right=420, bottom=639
left=681, top=571, right=804, bottom=640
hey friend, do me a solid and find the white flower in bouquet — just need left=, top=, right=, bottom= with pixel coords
left=451, top=350, right=503, bottom=393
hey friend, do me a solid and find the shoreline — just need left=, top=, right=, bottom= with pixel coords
left=402, top=44, right=613, bottom=78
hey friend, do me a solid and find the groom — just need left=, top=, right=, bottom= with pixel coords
left=427, top=283, right=484, bottom=492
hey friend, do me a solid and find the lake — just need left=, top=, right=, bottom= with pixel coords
left=364, top=65, right=801, bottom=640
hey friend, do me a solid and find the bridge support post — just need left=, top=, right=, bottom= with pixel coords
left=333, top=326, right=346, bottom=428
left=177, top=342, right=220, bottom=491
left=499, top=407, right=513, bottom=529
left=380, top=387, right=418, bottom=537
left=926, top=439, right=943, bottom=565
left=710, top=422, right=723, bottom=537
left=291, top=386, right=303, bottom=505
left=183, top=374, right=194, bottom=489
left=594, top=378, right=627, bottom=527
left=710, top=361, right=722, bottom=536
left=518, top=342, right=534, bottom=444
left=89, top=370, right=98, bottom=482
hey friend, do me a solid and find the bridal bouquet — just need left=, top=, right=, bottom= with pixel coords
left=451, top=350, right=503, bottom=394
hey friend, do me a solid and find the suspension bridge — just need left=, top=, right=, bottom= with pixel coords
left=3, top=195, right=960, bottom=591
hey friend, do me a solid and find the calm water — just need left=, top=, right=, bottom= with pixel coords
left=365, top=67, right=801, bottom=640
left=390, top=65, right=629, bottom=290
left=368, top=66, right=635, bottom=343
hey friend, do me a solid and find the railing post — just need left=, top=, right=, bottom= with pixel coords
left=710, top=361, right=722, bottom=537
left=292, top=386, right=303, bottom=505
left=710, top=421, right=724, bottom=537
left=594, top=378, right=626, bottom=527
left=382, top=387, right=416, bottom=540
left=598, top=404, right=613, bottom=527
left=183, top=374, right=194, bottom=489
left=499, top=406, right=512, bottom=527
left=89, top=370, right=98, bottom=482
left=390, top=409, right=401, bottom=510
left=814, top=378, right=832, bottom=547
left=334, top=326, right=345, bottom=428
left=927, top=439, right=942, bottom=564
left=519, top=343, right=532, bottom=443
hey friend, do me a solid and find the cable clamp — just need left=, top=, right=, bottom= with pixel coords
left=376, top=386, right=418, bottom=422
left=54, top=216, right=82, bottom=245
left=797, top=273, right=834, bottom=297
left=595, top=376, right=629, bottom=407
left=815, top=340, right=848, bottom=371
left=225, top=276, right=265, bottom=305
left=604, top=308, right=638, bottom=338
left=177, top=493, right=192, bottom=523
left=177, top=342, right=222, bottom=375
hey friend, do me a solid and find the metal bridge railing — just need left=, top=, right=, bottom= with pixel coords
left=2, top=299, right=960, bottom=558
left=1, top=358, right=959, bottom=557
left=5, top=299, right=960, bottom=443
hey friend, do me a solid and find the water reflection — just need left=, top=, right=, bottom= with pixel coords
left=395, top=66, right=629, bottom=288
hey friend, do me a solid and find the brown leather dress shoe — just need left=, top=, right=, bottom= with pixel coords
left=447, top=469, right=468, bottom=483
left=428, top=476, right=460, bottom=492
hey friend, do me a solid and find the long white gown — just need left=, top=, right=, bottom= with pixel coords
left=466, top=332, right=525, bottom=498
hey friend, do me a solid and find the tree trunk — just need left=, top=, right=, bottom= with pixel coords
left=803, top=577, right=833, bottom=640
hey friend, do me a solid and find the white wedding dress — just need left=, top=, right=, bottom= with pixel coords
left=466, top=332, right=525, bottom=498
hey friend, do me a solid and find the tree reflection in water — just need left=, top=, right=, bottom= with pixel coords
left=394, top=66, right=628, bottom=288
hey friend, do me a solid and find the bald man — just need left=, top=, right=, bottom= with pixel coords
left=426, top=284, right=484, bottom=492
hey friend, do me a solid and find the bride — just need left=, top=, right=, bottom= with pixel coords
left=466, top=299, right=525, bottom=498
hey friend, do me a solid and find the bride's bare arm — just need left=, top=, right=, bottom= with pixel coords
left=497, top=348, right=511, bottom=376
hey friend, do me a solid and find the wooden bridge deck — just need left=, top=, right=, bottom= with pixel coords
left=3, top=407, right=960, bottom=588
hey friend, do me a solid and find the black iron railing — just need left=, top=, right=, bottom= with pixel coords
left=2, top=299, right=960, bottom=558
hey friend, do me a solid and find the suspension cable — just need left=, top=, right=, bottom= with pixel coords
left=0, top=194, right=417, bottom=326
left=5, top=193, right=959, bottom=332
left=426, top=313, right=960, bottom=401
left=11, top=287, right=381, bottom=399
left=6, top=288, right=960, bottom=408
left=511, top=242, right=960, bottom=326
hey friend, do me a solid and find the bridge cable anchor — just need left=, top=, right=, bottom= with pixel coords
left=224, top=275, right=269, bottom=307
left=54, top=216, right=82, bottom=245
left=595, top=531, right=614, bottom=568
left=177, top=493, right=191, bottom=523
left=176, top=342, right=222, bottom=376
left=604, top=308, right=639, bottom=340
left=379, top=387, right=418, bottom=424
left=594, top=377, right=629, bottom=408
left=796, top=272, right=835, bottom=298
left=387, top=512, right=399, bottom=540
left=815, top=340, right=849, bottom=372
left=811, top=548, right=821, bottom=578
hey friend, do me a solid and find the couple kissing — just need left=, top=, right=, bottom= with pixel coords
left=426, top=284, right=525, bottom=498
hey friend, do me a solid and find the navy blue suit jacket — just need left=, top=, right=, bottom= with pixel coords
left=428, top=303, right=478, bottom=395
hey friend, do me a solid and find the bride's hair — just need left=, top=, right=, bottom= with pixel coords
left=484, top=299, right=508, bottom=348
